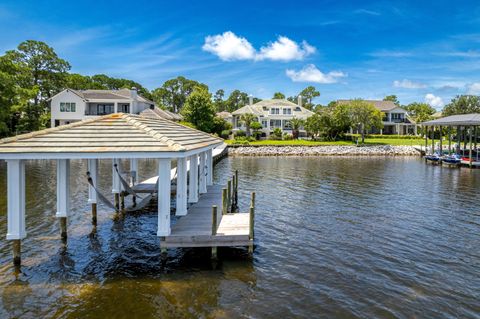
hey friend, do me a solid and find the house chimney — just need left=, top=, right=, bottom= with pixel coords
left=297, top=95, right=302, bottom=107
left=130, top=87, right=138, bottom=100
left=249, top=95, right=253, bottom=105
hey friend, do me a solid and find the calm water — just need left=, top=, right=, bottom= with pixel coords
left=0, top=157, right=478, bottom=318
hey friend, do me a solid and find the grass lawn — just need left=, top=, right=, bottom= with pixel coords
left=225, top=138, right=424, bottom=146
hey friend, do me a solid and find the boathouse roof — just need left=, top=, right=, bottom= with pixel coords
left=140, top=107, right=183, bottom=121
left=0, top=113, right=222, bottom=159
left=422, top=113, right=480, bottom=126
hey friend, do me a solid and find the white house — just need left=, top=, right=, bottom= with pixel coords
left=49, top=88, right=155, bottom=127
left=232, top=97, right=314, bottom=137
left=337, top=100, right=418, bottom=135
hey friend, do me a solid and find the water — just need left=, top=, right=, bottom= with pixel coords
left=0, top=157, right=479, bottom=318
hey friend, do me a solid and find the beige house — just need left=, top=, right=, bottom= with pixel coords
left=337, top=100, right=418, bottom=135
left=232, top=97, right=314, bottom=137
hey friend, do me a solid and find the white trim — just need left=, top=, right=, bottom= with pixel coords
left=112, top=159, right=121, bottom=194
left=0, top=143, right=223, bottom=161
left=188, top=154, right=199, bottom=203
left=87, top=159, right=98, bottom=204
left=199, top=151, right=207, bottom=194
left=56, top=159, right=70, bottom=218
left=157, top=159, right=171, bottom=236
left=6, top=159, right=26, bottom=240
left=176, top=157, right=188, bottom=216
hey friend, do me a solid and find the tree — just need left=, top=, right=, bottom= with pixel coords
left=6, top=40, right=70, bottom=131
left=250, top=121, right=263, bottom=139
left=211, top=115, right=232, bottom=136
left=213, top=89, right=225, bottom=112
left=404, top=102, right=435, bottom=123
left=152, top=76, right=208, bottom=113
left=346, top=99, right=384, bottom=144
left=290, top=117, right=305, bottom=139
left=240, top=113, right=256, bottom=137
left=383, top=95, right=400, bottom=106
left=305, top=114, right=322, bottom=140
left=273, top=92, right=285, bottom=99
left=225, top=90, right=249, bottom=113
left=181, top=86, right=216, bottom=132
left=299, top=86, right=320, bottom=110
left=442, top=95, right=480, bottom=116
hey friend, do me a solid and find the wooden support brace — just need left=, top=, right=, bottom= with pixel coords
left=60, top=217, right=67, bottom=239
left=12, top=240, right=21, bottom=266
left=91, top=203, right=97, bottom=225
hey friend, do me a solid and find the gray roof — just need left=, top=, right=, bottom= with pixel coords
left=337, top=100, right=400, bottom=111
left=422, top=113, right=480, bottom=126
left=69, top=88, right=155, bottom=104
left=0, top=113, right=222, bottom=155
left=232, top=99, right=314, bottom=117
left=140, top=108, right=183, bottom=121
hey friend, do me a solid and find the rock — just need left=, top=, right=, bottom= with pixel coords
left=228, top=145, right=420, bottom=156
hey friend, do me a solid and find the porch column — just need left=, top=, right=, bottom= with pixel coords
left=380, top=129, right=383, bottom=135
left=114, top=102, right=118, bottom=113
left=56, top=159, right=70, bottom=239
left=206, top=148, right=213, bottom=186
left=199, top=151, right=207, bottom=194
left=112, top=159, right=121, bottom=209
left=130, top=158, right=138, bottom=185
left=176, top=157, right=188, bottom=216
left=188, top=154, right=199, bottom=203
left=414, top=125, right=418, bottom=135
left=157, top=158, right=171, bottom=236
left=87, top=159, right=98, bottom=223
left=6, top=160, right=26, bottom=265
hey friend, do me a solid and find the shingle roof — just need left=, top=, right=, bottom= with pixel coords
left=422, top=113, right=480, bottom=126
left=337, top=100, right=400, bottom=111
left=68, top=88, right=155, bottom=104
left=140, top=108, right=183, bottom=121
left=0, top=113, right=222, bottom=155
left=232, top=99, right=314, bottom=117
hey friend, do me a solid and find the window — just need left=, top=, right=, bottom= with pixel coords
left=270, top=108, right=280, bottom=115
left=60, top=102, right=76, bottom=112
left=119, top=104, right=130, bottom=113
left=261, top=120, right=268, bottom=128
left=283, top=120, right=292, bottom=129
left=295, top=107, right=301, bottom=111
left=391, top=113, right=403, bottom=119
left=283, top=108, right=292, bottom=115
left=270, top=119, right=282, bottom=128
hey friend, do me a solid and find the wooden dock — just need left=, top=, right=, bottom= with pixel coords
left=160, top=177, right=254, bottom=251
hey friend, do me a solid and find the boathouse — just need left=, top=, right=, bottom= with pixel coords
left=0, top=113, right=231, bottom=265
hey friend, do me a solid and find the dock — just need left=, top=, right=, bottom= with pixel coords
left=161, top=184, right=252, bottom=248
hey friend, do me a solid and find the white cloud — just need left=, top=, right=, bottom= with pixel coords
left=467, top=82, right=480, bottom=94
left=286, top=64, right=346, bottom=84
left=256, top=36, right=315, bottom=61
left=354, top=9, right=381, bottom=16
left=425, top=93, right=444, bottom=108
left=203, top=32, right=316, bottom=62
left=393, top=79, right=427, bottom=89
left=202, top=31, right=255, bottom=61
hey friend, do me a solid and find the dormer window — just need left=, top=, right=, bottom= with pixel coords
left=295, top=107, right=301, bottom=111
left=283, top=108, right=292, bottom=115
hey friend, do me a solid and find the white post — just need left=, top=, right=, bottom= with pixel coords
left=188, top=154, right=199, bottom=203
left=6, top=160, right=26, bottom=240
left=199, top=152, right=207, bottom=194
left=206, top=148, right=213, bottom=186
left=176, top=157, right=188, bottom=216
left=157, top=159, right=171, bottom=236
left=112, top=159, right=121, bottom=194
left=87, top=159, right=98, bottom=204
left=114, top=102, right=118, bottom=113
left=56, top=159, right=70, bottom=218
left=130, top=158, right=138, bottom=185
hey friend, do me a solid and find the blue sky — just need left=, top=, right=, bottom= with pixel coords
left=0, top=0, right=479, bottom=108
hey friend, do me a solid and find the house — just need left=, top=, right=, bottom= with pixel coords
left=216, top=111, right=233, bottom=123
left=49, top=88, right=156, bottom=127
left=337, top=100, right=418, bottom=135
left=232, top=97, right=314, bottom=137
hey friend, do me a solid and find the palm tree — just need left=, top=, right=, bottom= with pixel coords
left=240, top=113, right=256, bottom=137
left=290, top=117, right=305, bottom=139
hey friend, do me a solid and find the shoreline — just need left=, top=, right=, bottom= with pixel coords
left=227, top=145, right=421, bottom=156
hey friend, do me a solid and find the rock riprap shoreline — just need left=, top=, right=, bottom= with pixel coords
left=228, top=145, right=421, bottom=156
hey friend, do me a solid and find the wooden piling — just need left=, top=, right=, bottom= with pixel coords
left=222, top=188, right=228, bottom=215
left=212, top=205, right=218, bottom=259
left=120, top=192, right=125, bottom=209
left=91, top=203, right=97, bottom=225
left=234, top=170, right=239, bottom=208
left=114, top=193, right=120, bottom=210
left=12, top=240, right=21, bottom=266
left=248, top=204, right=255, bottom=255
left=60, top=217, right=67, bottom=239
left=227, top=180, right=232, bottom=213
left=469, top=126, right=473, bottom=168
left=439, top=125, right=443, bottom=156
left=250, top=191, right=256, bottom=208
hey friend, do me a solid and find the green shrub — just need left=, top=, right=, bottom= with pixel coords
left=234, top=130, right=246, bottom=137
left=346, top=133, right=423, bottom=140
left=283, top=133, right=293, bottom=140
left=220, top=130, right=231, bottom=139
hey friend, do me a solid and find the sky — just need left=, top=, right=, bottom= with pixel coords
left=0, top=0, right=480, bottom=109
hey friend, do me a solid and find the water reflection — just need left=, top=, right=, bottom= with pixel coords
left=0, top=157, right=478, bottom=318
